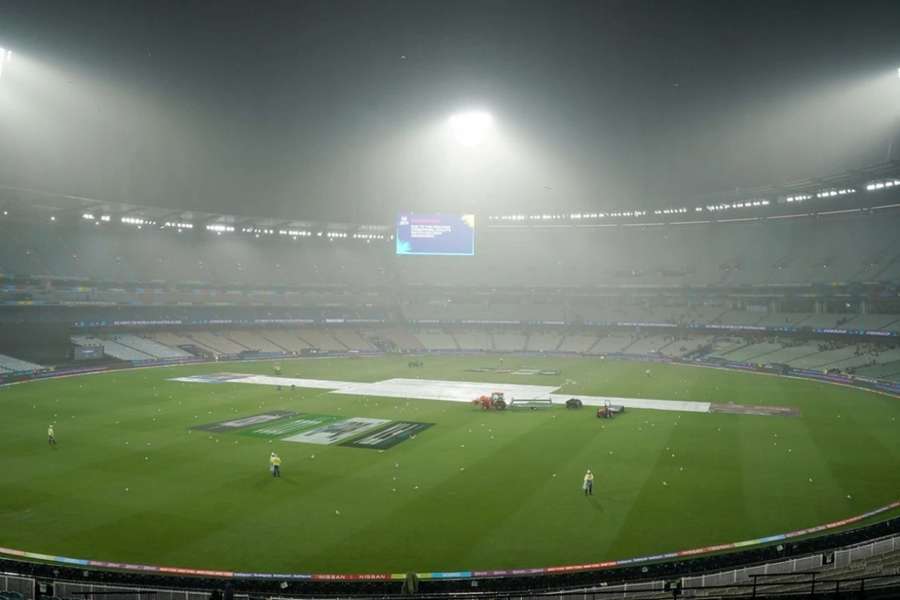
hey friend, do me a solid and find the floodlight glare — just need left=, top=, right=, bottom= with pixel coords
left=0, top=48, right=9, bottom=80
left=448, top=111, right=494, bottom=147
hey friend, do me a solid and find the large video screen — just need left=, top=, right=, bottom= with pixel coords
left=395, top=213, right=475, bottom=256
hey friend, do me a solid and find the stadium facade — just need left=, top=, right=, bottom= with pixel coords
left=2, top=162, right=900, bottom=382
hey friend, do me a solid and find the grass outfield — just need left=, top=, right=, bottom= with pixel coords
left=1, top=354, right=898, bottom=574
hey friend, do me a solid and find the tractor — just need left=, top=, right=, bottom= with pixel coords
left=472, top=391, right=507, bottom=410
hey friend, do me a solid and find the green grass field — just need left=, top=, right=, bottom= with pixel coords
left=1, top=355, right=898, bottom=574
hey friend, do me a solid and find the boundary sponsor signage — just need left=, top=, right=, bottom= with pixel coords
left=0, top=500, right=896, bottom=581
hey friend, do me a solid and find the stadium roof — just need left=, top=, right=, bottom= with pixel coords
left=0, top=182, right=390, bottom=238
left=1, top=160, right=898, bottom=233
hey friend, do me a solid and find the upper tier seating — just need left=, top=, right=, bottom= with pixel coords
left=3, top=210, right=899, bottom=290
left=0, top=221, right=388, bottom=287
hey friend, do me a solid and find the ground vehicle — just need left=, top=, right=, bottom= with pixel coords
left=473, top=392, right=507, bottom=410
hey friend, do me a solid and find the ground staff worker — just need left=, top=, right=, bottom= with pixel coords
left=583, top=469, right=594, bottom=495
left=270, top=452, right=282, bottom=477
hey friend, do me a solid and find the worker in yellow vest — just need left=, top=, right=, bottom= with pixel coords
left=583, top=469, right=594, bottom=496
left=270, top=452, right=282, bottom=478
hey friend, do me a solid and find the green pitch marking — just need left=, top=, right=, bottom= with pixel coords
left=230, top=413, right=432, bottom=449
left=339, top=421, right=434, bottom=450
left=240, top=413, right=342, bottom=438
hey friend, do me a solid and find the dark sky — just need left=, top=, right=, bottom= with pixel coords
left=1, top=0, right=899, bottom=223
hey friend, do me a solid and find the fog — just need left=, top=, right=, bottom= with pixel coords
left=1, top=0, right=898, bottom=222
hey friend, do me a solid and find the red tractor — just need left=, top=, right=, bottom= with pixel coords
left=472, top=392, right=507, bottom=410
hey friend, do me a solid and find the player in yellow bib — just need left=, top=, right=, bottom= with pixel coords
left=583, top=469, right=594, bottom=496
left=48, top=425, right=56, bottom=447
left=270, top=452, right=282, bottom=478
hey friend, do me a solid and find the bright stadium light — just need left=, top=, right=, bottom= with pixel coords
left=0, top=48, right=10, bottom=80
left=448, top=111, right=494, bottom=147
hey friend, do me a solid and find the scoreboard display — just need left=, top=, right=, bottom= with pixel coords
left=395, top=213, right=475, bottom=256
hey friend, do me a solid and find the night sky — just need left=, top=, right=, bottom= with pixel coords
left=1, top=0, right=899, bottom=223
